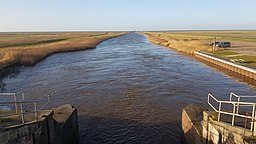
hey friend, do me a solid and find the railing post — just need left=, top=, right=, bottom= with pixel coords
left=22, top=92, right=25, bottom=100
left=230, top=93, right=232, bottom=101
left=218, top=102, right=222, bottom=121
left=13, top=93, right=18, bottom=113
left=251, top=105, right=255, bottom=131
left=252, top=104, right=256, bottom=136
left=34, top=102, right=38, bottom=121
left=236, top=97, right=240, bottom=114
left=232, top=103, right=236, bottom=126
left=20, top=103, right=25, bottom=124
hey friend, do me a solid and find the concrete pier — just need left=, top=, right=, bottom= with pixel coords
left=182, top=105, right=256, bottom=144
left=0, top=104, right=79, bottom=144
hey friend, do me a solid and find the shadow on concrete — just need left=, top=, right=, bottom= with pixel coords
left=78, top=115, right=183, bottom=144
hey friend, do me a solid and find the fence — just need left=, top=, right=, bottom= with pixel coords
left=0, top=92, right=50, bottom=126
left=207, top=93, right=256, bottom=136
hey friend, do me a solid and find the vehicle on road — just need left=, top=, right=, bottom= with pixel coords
left=211, top=42, right=219, bottom=46
left=216, top=42, right=231, bottom=48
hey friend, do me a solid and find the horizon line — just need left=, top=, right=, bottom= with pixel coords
left=1, top=29, right=256, bottom=33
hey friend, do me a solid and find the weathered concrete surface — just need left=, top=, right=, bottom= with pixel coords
left=53, top=104, right=79, bottom=144
left=182, top=104, right=206, bottom=144
left=0, top=104, right=79, bottom=144
left=0, top=110, right=53, bottom=144
left=182, top=105, right=256, bottom=144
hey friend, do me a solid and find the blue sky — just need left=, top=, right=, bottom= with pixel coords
left=0, top=0, right=255, bottom=31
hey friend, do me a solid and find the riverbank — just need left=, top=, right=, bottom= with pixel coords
left=195, top=52, right=256, bottom=80
left=0, top=32, right=126, bottom=70
left=1, top=32, right=256, bottom=143
left=141, top=32, right=213, bottom=54
left=142, top=31, right=256, bottom=69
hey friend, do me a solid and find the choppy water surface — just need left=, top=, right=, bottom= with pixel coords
left=2, top=33, right=256, bottom=143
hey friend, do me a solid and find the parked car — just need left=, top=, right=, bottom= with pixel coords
left=211, top=42, right=219, bottom=46
left=216, top=42, right=231, bottom=48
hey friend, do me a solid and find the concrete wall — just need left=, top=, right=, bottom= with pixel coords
left=0, top=110, right=53, bottom=144
left=194, top=52, right=256, bottom=80
left=53, top=104, right=79, bottom=144
left=182, top=104, right=205, bottom=144
left=182, top=105, right=255, bottom=144
left=202, top=111, right=253, bottom=144
left=0, top=104, right=78, bottom=144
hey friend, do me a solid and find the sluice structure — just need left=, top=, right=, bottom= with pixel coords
left=182, top=93, right=256, bottom=144
left=0, top=92, right=79, bottom=144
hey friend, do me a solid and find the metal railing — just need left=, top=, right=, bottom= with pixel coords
left=208, top=93, right=256, bottom=133
left=0, top=92, right=50, bottom=126
left=230, top=92, right=256, bottom=116
left=0, top=91, right=25, bottom=113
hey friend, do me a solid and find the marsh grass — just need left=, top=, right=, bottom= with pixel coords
left=143, top=32, right=212, bottom=54
left=0, top=38, right=68, bottom=48
left=143, top=31, right=256, bottom=54
left=0, top=32, right=126, bottom=69
left=143, top=31, right=256, bottom=68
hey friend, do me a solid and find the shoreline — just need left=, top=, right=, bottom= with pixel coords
left=142, top=32, right=256, bottom=83
left=0, top=32, right=127, bottom=71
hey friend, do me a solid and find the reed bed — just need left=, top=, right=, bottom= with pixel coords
left=0, top=32, right=126, bottom=69
left=142, top=32, right=213, bottom=54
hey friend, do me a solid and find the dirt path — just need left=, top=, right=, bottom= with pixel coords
left=225, top=41, right=256, bottom=56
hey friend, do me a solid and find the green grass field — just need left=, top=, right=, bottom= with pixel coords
left=170, top=30, right=256, bottom=43
left=212, top=51, right=256, bottom=68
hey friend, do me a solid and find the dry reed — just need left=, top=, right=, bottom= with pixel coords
left=0, top=32, right=126, bottom=69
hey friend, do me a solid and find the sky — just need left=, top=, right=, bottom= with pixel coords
left=0, top=0, right=256, bottom=31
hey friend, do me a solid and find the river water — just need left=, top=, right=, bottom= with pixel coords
left=1, top=32, right=256, bottom=143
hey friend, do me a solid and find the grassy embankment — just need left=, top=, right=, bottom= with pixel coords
left=211, top=51, right=256, bottom=68
left=0, top=32, right=126, bottom=69
left=142, top=32, right=213, bottom=54
left=142, top=31, right=256, bottom=68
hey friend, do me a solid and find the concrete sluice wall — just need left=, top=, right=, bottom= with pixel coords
left=182, top=105, right=255, bottom=144
left=0, top=104, right=79, bottom=144
left=194, top=52, right=256, bottom=80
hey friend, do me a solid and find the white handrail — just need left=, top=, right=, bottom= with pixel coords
left=0, top=93, right=16, bottom=96
left=208, top=93, right=256, bottom=133
left=0, top=92, right=50, bottom=125
left=0, top=91, right=24, bottom=113
left=209, top=94, right=256, bottom=105
left=230, top=92, right=256, bottom=101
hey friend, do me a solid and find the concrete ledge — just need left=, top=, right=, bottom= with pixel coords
left=194, top=52, right=256, bottom=80
left=0, top=110, right=54, bottom=144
